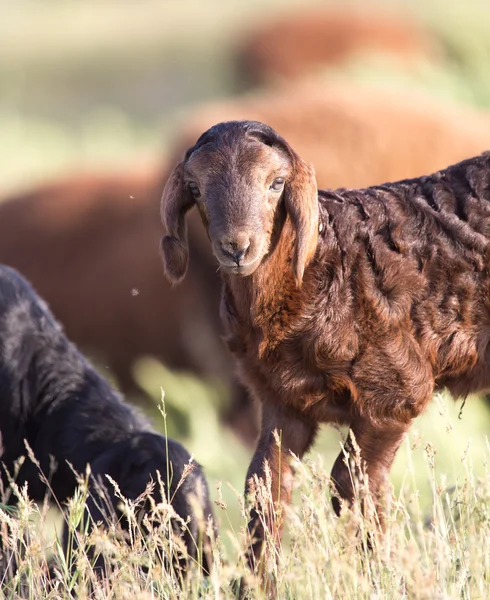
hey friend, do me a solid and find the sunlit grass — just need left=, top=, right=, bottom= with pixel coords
left=1, top=401, right=490, bottom=599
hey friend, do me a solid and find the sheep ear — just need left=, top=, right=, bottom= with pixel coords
left=283, top=155, right=319, bottom=287
left=160, top=160, right=195, bottom=284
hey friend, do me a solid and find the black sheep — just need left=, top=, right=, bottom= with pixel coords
left=0, top=264, right=214, bottom=575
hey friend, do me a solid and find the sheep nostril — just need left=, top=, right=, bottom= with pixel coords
left=220, top=238, right=251, bottom=266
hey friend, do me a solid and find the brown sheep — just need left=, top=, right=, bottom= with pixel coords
left=236, top=6, right=437, bottom=86
left=2, top=82, right=490, bottom=447
left=160, top=120, right=490, bottom=589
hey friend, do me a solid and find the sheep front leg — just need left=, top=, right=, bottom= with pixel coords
left=330, top=416, right=410, bottom=528
left=244, top=402, right=317, bottom=578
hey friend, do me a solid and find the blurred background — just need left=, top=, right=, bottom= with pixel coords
left=2, top=0, right=490, bottom=545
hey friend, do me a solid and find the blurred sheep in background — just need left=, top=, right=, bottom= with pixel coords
left=236, top=6, right=438, bottom=87
left=1, top=81, right=490, bottom=447
left=174, top=81, right=490, bottom=189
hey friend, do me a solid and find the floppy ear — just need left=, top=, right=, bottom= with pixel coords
left=160, top=160, right=195, bottom=284
left=283, top=151, right=319, bottom=287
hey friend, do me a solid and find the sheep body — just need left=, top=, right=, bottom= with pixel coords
left=160, top=119, right=490, bottom=582
left=0, top=170, right=224, bottom=387
left=225, top=152, right=490, bottom=423
left=0, top=264, right=214, bottom=571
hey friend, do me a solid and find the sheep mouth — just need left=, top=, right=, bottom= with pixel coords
left=218, top=255, right=262, bottom=277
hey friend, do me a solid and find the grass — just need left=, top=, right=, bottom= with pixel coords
left=3, top=362, right=489, bottom=598
left=132, top=358, right=490, bottom=526
left=2, top=404, right=490, bottom=599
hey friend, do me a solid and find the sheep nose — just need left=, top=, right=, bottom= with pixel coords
left=220, top=234, right=250, bottom=266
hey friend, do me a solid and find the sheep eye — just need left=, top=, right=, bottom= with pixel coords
left=270, top=178, right=285, bottom=192
left=188, top=182, right=201, bottom=198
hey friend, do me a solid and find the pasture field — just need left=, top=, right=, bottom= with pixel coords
left=2, top=0, right=490, bottom=597
left=2, top=395, right=490, bottom=599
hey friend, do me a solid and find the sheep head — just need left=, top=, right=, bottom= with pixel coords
left=160, top=120, right=319, bottom=286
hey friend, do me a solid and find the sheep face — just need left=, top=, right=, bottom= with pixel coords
left=186, top=134, right=289, bottom=278
left=161, top=121, right=319, bottom=286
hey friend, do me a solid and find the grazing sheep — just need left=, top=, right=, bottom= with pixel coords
left=236, top=7, right=436, bottom=86
left=2, top=83, right=490, bottom=446
left=71, top=432, right=215, bottom=577
left=0, top=264, right=214, bottom=575
left=160, top=120, right=490, bottom=580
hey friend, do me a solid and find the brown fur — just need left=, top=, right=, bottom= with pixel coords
left=161, top=120, right=490, bottom=579
left=2, top=83, right=490, bottom=446
left=236, top=7, right=437, bottom=86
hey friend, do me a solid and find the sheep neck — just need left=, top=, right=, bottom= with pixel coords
left=223, top=217, right=318, bottom=345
